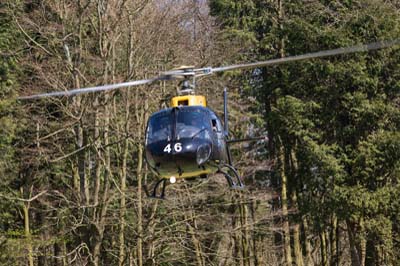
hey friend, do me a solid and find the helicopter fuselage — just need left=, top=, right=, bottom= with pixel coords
left=145, top=106, right=228, bottom=180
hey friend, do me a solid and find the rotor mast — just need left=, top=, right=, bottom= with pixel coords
left=170, top=66, right=207, bottom=107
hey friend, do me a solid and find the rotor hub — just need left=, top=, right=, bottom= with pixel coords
left=179, top=80, right=195, bottom=95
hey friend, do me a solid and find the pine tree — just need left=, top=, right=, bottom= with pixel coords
left=0, top=1, right=28, bottom=264
left=210, top=0, right=400, bottom=264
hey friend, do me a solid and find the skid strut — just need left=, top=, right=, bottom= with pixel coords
left=144, top=179, right=167, bottom=199
left=219, top=164, right=244, bottom=189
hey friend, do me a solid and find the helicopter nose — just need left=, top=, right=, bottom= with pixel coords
left=146, top=138, right=213, bottom=178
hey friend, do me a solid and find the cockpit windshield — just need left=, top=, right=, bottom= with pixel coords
left=146, top=112, right=172, bottom=144
left=146, top=108, right=211, bottom=144
left=176, top=109, right=211, bottom=140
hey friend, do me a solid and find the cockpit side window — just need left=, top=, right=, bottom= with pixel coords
left=211, top=117, right=223, bottom=133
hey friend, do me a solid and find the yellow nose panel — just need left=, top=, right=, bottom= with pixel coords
left=170, top=95, right=206, bottom=107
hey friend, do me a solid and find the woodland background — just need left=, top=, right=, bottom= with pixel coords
left=0, top=0, right=400, bottom=265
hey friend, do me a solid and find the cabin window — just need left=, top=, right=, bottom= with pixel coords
left=211, top=118, right=222, bottom=132
left=211, top=119, right=217, bottom=131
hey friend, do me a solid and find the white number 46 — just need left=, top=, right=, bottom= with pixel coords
left=163, top=143, right=182, bottom=153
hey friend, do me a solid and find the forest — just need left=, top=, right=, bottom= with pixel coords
left=0, top=0, right=399, bottom=265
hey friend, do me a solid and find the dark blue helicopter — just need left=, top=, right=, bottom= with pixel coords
left=143, top=87, right=258, bottom=198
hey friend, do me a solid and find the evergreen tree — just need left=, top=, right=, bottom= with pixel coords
left=0, top=2, right=18, bottom=178
left=210, top=0, right=400, bottom=264
left=0, top=1, right=27, bottom=264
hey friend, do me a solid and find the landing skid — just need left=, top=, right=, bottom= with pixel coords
left=143, top=166, right=243, bottom=199
left=143, top=179, right=167, bottom=199
left=218, top=164, right=244, bottom=190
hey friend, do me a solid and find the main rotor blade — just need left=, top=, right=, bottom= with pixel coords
left=19, top=76, right=162, bottom=100
left=211, top=39, right=400, bottom=73
left=19, top=39, right=399, bottom=100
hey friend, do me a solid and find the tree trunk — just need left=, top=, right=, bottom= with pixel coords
left=302, top=216, right=313, bottom=266
left=330, top=215, right=339, bottom=266
left=118, top=92, right=130, bottom=266
left=347, top=220, right=362, bottom=266
left=22, top=187, right=34, bottom=266
left=365, top=236, right=376, bottom=266
left=239, top=191, right=250, bottom=266
left=137, top=143, right=144, bottom=266
left=277, top=1, right=292, bottom=262
left=64, top=34, right=84, bottom=201
left=250, top=199, right=260, bottom=266
left=292, top=212, right=303, bottom=266
left=359, top=220, right=366, bottom=266
left=135, top=92, right=146, bottom=266
left=290, top=149, right=304, bottom=266
left=320, top=229, right=328, bottom=266
left=146, top=200, right=159, bottom=266
left=93, top=97, right=102, bottom=207
left=54, top=239, right=68, bottom=266
left=280, top=145, right=292, bottom=266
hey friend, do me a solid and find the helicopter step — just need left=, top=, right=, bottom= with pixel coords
left=218, top=164, right=244, bottom=190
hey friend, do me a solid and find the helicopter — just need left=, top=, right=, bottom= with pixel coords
left=143, top=68, right=266, bottom=199
left=19, top=39, right=400, bottom=199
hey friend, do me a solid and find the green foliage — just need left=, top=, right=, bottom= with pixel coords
left=210, top=0, right=400, bottom=262
left=0, top=3, right=27, bottom=264
left=0, top=2, right=21, bottom=176
left=269, top=95, right=318, bottom=140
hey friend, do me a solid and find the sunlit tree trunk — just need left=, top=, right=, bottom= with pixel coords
left=65, top=11, right=88, bottom=206
left=93, top=99, right=102, bottom=207
left=279, top=145, right=292, bottom=266
left=359, top=220, right=366, bottom=266
left=135, top=90, right=147, bottom=266
left=290, top=149, right=304, bottom=266
left=302, top=216, right=313, bottom=266
left=320, top=229, right=328, bottom=266
left=292, top=197, right=303, bottom=266
left=277, top=1, right=292, bottom=263
left=22, top=188, right=34, bottom=266
left=92, top=0, right=124, bottom=263
left=137, top=138, right=144, bottom=266
left=231, top=193, right=242, bottom=265
left=330, top=215, right=339, bottom=266
left=239, top=191, right=250, bottom=266
left=118, top=92, right=130, bottom=266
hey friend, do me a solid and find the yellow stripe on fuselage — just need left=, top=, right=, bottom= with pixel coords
left=160, top=168, right=214, bottom=179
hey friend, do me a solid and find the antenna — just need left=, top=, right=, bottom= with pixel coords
left=223, top=87, right=228, bottom=137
